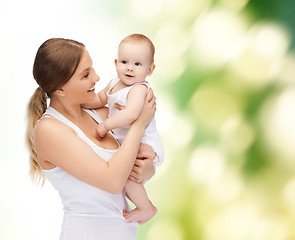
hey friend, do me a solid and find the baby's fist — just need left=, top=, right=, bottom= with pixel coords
left=97, top=123, right=107, bottom=138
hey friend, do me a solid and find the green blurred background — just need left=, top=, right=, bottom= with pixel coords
left=1, top=0, right=295, bottom=239
left=141, top=0, right=295, bottom=239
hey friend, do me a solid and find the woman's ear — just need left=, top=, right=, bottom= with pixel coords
left=148, top=64, right=155, bottom=76
left=55, top=88, right=66, bottom=97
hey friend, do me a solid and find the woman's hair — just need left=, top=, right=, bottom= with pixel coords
left=26, top=38, right=85, bottom=185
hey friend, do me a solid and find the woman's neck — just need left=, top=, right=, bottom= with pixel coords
left=49, top=99, right=85, bottom=122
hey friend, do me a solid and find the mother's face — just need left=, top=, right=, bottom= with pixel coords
left=58, top=49, right=100, bottom=104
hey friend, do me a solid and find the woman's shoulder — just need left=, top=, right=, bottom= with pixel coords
left=93, top=106, right=109, bottom=121
left=34, top=117, right=76, bottom=140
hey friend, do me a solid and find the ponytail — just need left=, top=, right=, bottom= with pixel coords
left=27, top=38, right=85, bottom=185
left=25, top=87, right=47, bottom=185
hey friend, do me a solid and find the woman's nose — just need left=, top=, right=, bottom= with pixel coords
left=95, top=74, right=100, bottom=82
left=93, top=69, right=100, bottom=82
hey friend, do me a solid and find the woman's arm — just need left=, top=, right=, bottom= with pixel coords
left=98, top=108, right=157, bottom=184
left=34, top=91, right=156, bottom=194
left=97, top=106, right=158, bottom=183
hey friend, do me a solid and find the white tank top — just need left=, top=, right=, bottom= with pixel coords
left=40, top=107, right=138, bottom=240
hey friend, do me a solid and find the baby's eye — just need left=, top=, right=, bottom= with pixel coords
left=122, top=60, right=127, bottom=64
left=135, top=62, right=141, bottom=66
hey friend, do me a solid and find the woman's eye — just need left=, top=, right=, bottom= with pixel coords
left=122, top=60, right=127, bottom=64
left=84, top=73, right=89, bottom=78
left=135, top=62, right=141, bottom=66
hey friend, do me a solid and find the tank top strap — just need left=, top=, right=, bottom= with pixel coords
left=42, top=107, right=85, bottom=138
left=132, top=80, right=150, bottom=91
left=82, top=109, right=104, bottom=123
left=115, top=80, right=151, bottom=99
left=106, top=76, right=121, bottom=95
left=39, top=107, right=118, bottom=159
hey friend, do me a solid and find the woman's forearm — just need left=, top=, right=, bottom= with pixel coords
left=106, top=124, right=145, bottom=193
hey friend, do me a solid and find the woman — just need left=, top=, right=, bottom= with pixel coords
left=26, top=38, right=157, bottom=240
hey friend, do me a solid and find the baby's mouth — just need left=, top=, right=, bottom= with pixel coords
left=125, top=74, right=134, bottom=78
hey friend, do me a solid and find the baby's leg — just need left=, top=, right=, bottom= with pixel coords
left=124, top=179, right=157, bottom=224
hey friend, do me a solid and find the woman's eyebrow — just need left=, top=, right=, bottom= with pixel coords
left=80, top=68, right=90, bottom=76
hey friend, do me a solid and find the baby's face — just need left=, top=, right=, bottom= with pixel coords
left=115, top=41, right=154, bottom=86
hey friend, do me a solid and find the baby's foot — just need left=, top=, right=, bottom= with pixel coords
left=123, top=206, right=157, bottom=225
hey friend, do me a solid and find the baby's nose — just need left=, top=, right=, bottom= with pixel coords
left=127, top=65, right=134, bottom=71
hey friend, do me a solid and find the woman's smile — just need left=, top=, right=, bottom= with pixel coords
left=87, top=86, right=95, bottom=92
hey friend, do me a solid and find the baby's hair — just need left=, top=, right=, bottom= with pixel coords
left=120, top=34, right=155, bottom=63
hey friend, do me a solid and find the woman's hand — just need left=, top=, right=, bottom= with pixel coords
left=128, top=143, right=156, bottom=183
left=131, top=89, right=156, bottom=129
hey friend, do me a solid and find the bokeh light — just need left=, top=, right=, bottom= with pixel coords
left=193, top=7, right=248, bottom=69
left=229, top=22, right=290, bottom=86
left=261, top=88, right=295, bottom=167
left=189, top=146, right=225, bottom=186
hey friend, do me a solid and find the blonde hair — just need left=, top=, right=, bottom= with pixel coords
left=26, top=38, right=85, bottom=185
left=25, top=88, right=47, bottom=185
left=120, top=33, right=155, bottom=63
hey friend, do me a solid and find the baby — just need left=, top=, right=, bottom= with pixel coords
left=85, top=34, right=163, bottom=224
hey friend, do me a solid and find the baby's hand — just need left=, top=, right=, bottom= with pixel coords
left=97, top=123, right=108, bottom=138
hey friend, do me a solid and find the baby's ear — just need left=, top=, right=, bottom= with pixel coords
left=148, top=64, right=155, bottom=76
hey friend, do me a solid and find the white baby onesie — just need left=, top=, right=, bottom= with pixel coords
left=106, top=76, right=164, bottom=166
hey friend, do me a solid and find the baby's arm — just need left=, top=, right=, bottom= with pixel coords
left=81, top=81, right=111, bottom=109
left=97, top=85, right=147, bottom=137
